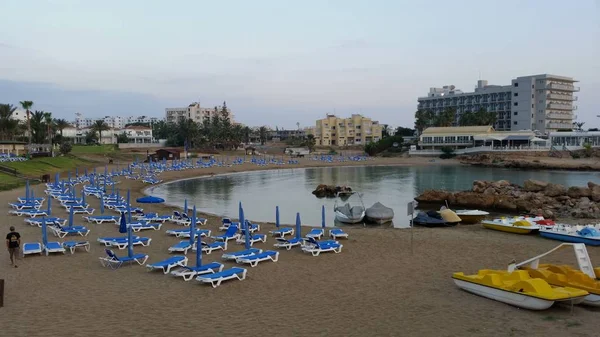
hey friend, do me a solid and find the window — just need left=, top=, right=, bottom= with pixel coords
left=532, top=104, right=534, bottom=108
left=532, top=114, right=534, bottom=118
left=514, top=102, right=518, bottom=106
left=539, top=100, right=543, bottom=103
left=514, top=121, right=518, bottom=125
left=532, top=94, right=534, bottom=98
left=532, top=85, right=534, bottom=88
left=332, top=126, right=336, bottom=130
left=514, top=83, right=519, bottom=87
left=514, top=93, right=518, bottom=97
left=514, top=111, right=518, bottom=116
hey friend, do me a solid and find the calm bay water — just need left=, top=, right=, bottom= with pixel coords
left=147, top=166, right=600, bottom=228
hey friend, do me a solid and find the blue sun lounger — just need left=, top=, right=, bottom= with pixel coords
left=84, top=215, right=120, bottom=224
left=146, top=255, right=188, bottom=274
left=305, top=228, right=324, bottom=240
left=166, top=228, right=211, bottom=238
left=130, top=222, right=162, bottom=232
left=196, top=267, right=247, bottom=288
left=25, top=217, right=67, bottom=227
left=269, top=227, right=294, bottom=238
left=50, top=225, right=90, bottom=238
left=8, top=202, right=40, bottom=210
left=329, top=228, right=349, bottom=239
left=235, top=250, right=279, bottom=267
left=192, top=241, right=227, bottom=254
left=22, top=242, right=43, bottom=256
left=43, top=241, right=66, bottom=255
left=235, top=234, right=267, bottom=246
left=99, top=249, right=148, bottom=269
left=301, top=237, right=343, bottom=256
left=62, top=241, right=90, bottom=254
left=273, top=237, right=304, bottom=250
left=101, top=237, right=152, bottom=250
left=222, top=248, right=262, bottom=260
left=211, top=226, right=240, bottom=242
left=10, top=209, right=48, bottom=217
left=168, top=241, right=193, bottom=254
left=171, top=262, right=225, bottom=281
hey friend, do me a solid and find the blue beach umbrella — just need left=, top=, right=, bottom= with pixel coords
left=111, top=183, right=115, bottom=195
left=46, top=197, right=52, bottom=216
left=321, top=205, right=326, bottom=230
left=119, top=212, right=127, bottom=234
left=295, top=212, right=301, bottom=240
left=127, top=223, right=134, bottom=258
left=75, top=167, right=78, bottom=177
left=126, top=189, right=132, bottom=223
left=239, top=202, right=249, bottom=249
left=276, top=206, right=280, bottom=228
left=42, top=217, right=48, bottom=248
left=68, top=171, right=71, bottom=182
left=84, top=167, right=88, bottom=177
left=184, top=199, right=188, bottom=215
left=104, top=165, right=108, bottom=177
left=54, top=173, right=59, bottom=186
left=69, top=206, right=74, bottom=227
left=25, top=180, right=30, bottom=202
left=189, top=205, right=197, bottom=245
left=136, top=196, right=165, bottom=204
left=81, top=187, right=86, bottom=205
left=100, top=197, right=105, bottom=214
left=195, top=222, right=203, bottom=267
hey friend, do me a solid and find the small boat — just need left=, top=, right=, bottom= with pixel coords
left=452, top=269, right=588, bottom=310
left=438, top=208, right=461, bottom=225
left=481, top=218, right=540, bottom=234
left=454, top=210, right=489, bottom=224
left=539, top=225, right=600, bottom=246
left=509, top=243, right=600, bottom=307
left=334, top=192, right=365, bottom=224
left=411, top=211, right=453, bottom=227
left=365, top=202, right=394, bottom=224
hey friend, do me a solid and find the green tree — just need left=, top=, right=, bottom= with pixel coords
left=394, top=126, right=415, bottom=137
left=30, top=110, right=48, bottom=144
left=53, top=118, right=70, bottom=137
left=19, top=100, right=33, bottom=145
left=304, top=134, right=316, bottom=152
left=0, top=104, right=20, bottom=140
left=259, top=126, right=268, bottom=145
left=92, top=120, right=110, bottom=144
left=59, top=142, right=72, bottom=155
left=381, top=124, right=392, bottom=138
left=85, top=131, right=98, bottom=144
left=116, top=132, right=129, bottom=143
left=414, top=110, right=434, bottom=135
left=435, top=107, right=456, bottom=127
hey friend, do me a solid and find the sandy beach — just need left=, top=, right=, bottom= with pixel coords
left=1, top=156, right=599, bottom=337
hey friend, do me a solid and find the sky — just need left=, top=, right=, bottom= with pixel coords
left=0, top=0, right=598, bottom=129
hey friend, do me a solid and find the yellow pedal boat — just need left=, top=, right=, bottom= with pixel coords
left=481, top=218, right=539, bottom=234
left=523, top=264, right=600, bottom=306
left=452, top=269, right=588, bottom=310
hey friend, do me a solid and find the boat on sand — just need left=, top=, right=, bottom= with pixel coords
left=365, top=202, right=394, bottom=224
left=481, top=218, right=540, bottom=234
left=539, top=225, right=600, bottom=246
left=412, top=211, right=455, bottom=227
left=334, top=192, right=365, bottom=224
left=454, top=210, right=489, bottom=224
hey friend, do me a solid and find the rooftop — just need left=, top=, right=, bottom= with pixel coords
left=421, top=126, right=493, bottom=135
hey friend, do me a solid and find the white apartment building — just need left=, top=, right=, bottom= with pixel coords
left=62, top=125, right=155, bottom=144
left=165, top=102, right=234, bottom=124
left=417, top=74, right=579, bottom=134
left=76, top=114, right=161, bottom=129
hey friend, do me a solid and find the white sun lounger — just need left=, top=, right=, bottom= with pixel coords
left=50, top=225, right=90, bottom=238
left=166, top=228, right=211, bottom=238
left=62, top=241, right=90, bottom=254
left=170, top=262, right=225, bottom=281
left=99, top=249, right=148, bottom=269
left=269, top=227, right=294, bottom=238
left=192, top=241, right=227, bottom=254
left=84, top=215, right=120, bottom=224
left=211, top=226, right=240, bottom=243
left=329, top=228, right=349, bottom=240
left=305, top=228, right=324, bottom=240
left=102, top=237, right=152, bottom=250
left=25, top=217, right=67, bottom=227
left=43, top=241, right=66, bottom=255
left=22, top=242, right=43, bottom=256
left=168, top=241, right=194, bottom=254
left=222, top=248, right=262, bottom=260
left=9, top=209, right=48, bottom=217
left=66, top=207, right=95, bottom=215
left=130, top=222, right=162, bottom=232
left=196, top=267, right=247, bottom=288
left=301, top=238, right=343, bottom=256
left=146, top=256, right=188, bottom=274
left=235, top=250, right=279, bottom=267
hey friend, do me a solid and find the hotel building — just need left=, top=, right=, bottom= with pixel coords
left=309, top=114, right=383, bottom=146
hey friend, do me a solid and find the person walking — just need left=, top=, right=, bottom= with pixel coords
left=6, top=226, right=21, bottom=268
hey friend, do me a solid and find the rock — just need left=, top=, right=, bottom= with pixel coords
left=454, top=191, right=495, bottom=208
left=567, top=186, right=592, bottom=198
left=590, top=185, right=600, bottom=202
left=588, top=181, right=598, bottom=189
left=516, top=199, right=534, bottom=212
left=523, top=179, right=548, bottom=192
left=578, top=197, right=591, bottom=208
left=472, top=180, right=487, bottom=193
left=556, top=196, right=570, bottom=202
left=483, top=187, right=496, bottom=195
left=493, top=196, right=517, bottom=210
left=496, top=180, right=511, bottom=187
left=415, top=190, right=452, bottom=203
left=312, top=184, right=352, bottom=198
left=543, top=183, right=567, bottom=197
left=542, top=209, right=554, bottom=219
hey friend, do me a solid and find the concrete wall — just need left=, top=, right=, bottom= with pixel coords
left=118, top=142, right=164, bottom=149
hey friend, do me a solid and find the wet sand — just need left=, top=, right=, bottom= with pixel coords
left=0, top=157, right=598, bottom=337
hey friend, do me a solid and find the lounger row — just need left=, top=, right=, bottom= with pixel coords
left=23, top=241, right=90, bottom=256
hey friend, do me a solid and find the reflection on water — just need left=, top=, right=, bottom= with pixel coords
left=148, top=166, right=600, bottom=229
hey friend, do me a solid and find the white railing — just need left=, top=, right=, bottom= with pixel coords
left=409, top=144, right=553, bottom=156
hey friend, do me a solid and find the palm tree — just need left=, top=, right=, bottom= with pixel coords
left=0, top=104, right=20, bottom=140
left=92, top=120, right=110, bottom=144
left=259, top=126, right=268, bottom=145
left=43, top=112, right=53, bottom=145
left=53, top=118, right=70, bottom=137
left=19, top=100, right=33, bottom=155
left=29, top=110, right=47, bottom=144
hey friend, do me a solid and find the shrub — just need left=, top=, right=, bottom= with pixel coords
left=439, top=147, right=456, bottom=159
left=583, top=143, right=592, bottom=158
left=571, top=152, right=581, bottom=159
left=59, top=142, right=73, bottom=155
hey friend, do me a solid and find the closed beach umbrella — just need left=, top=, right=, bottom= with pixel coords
left=100, top=197, right=105, bottom=214
left=68, top=171, right=71, bottom=182
left=81, top=187, right=86, bottom=205
left=54, top=173, right=59, bottom=186
left=189, top=205, right=196, bottom=246
left=47, top=197, right=51, bottom=216
left=295, top=212, right=301, bottom=240
left=126, top=189, right=131, bottom=223
left=184, top=199, right=188, bottom=215
left=42, top=217, right=48, bottom=248
left=276, top=206, right=280, bottom=228
left=111, top=183, right=115, bottom=195
left=104, top=165, right=108, bottom=177
left=119, top=212, right=127, bottom=234
left=240, top=202, right=249, bottom=250
left=195, top=223, right=203, bottom=267
left=69, top=206, right=74, bottom=227
left=84, top=168, right=88, bottom=177
left=127, top=223, right=134, bottom=258
left=25, top=180, right=30, bottom=202
left=321, top=205, right=326, bottom=230
left=75, top=167, right=78, bottom=177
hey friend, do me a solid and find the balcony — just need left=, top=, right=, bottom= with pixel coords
left=546, top=113, right=573, bottom=120
left=546, top=83, right=580, bottom=91
left=547, top=103, right=577, bottom=110
left=547, top=93, right=577, bottom=101
left=546, top=122, right=573, bottom=129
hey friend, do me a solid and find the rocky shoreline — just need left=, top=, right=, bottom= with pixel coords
left=459, top=154, right=599, bottom=171
left=415, top=179, right=600, bottom=219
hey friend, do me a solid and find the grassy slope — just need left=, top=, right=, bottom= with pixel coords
left=71, top=144, right=116, bottom=154
left=0, top=156, right=95, bottom=190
